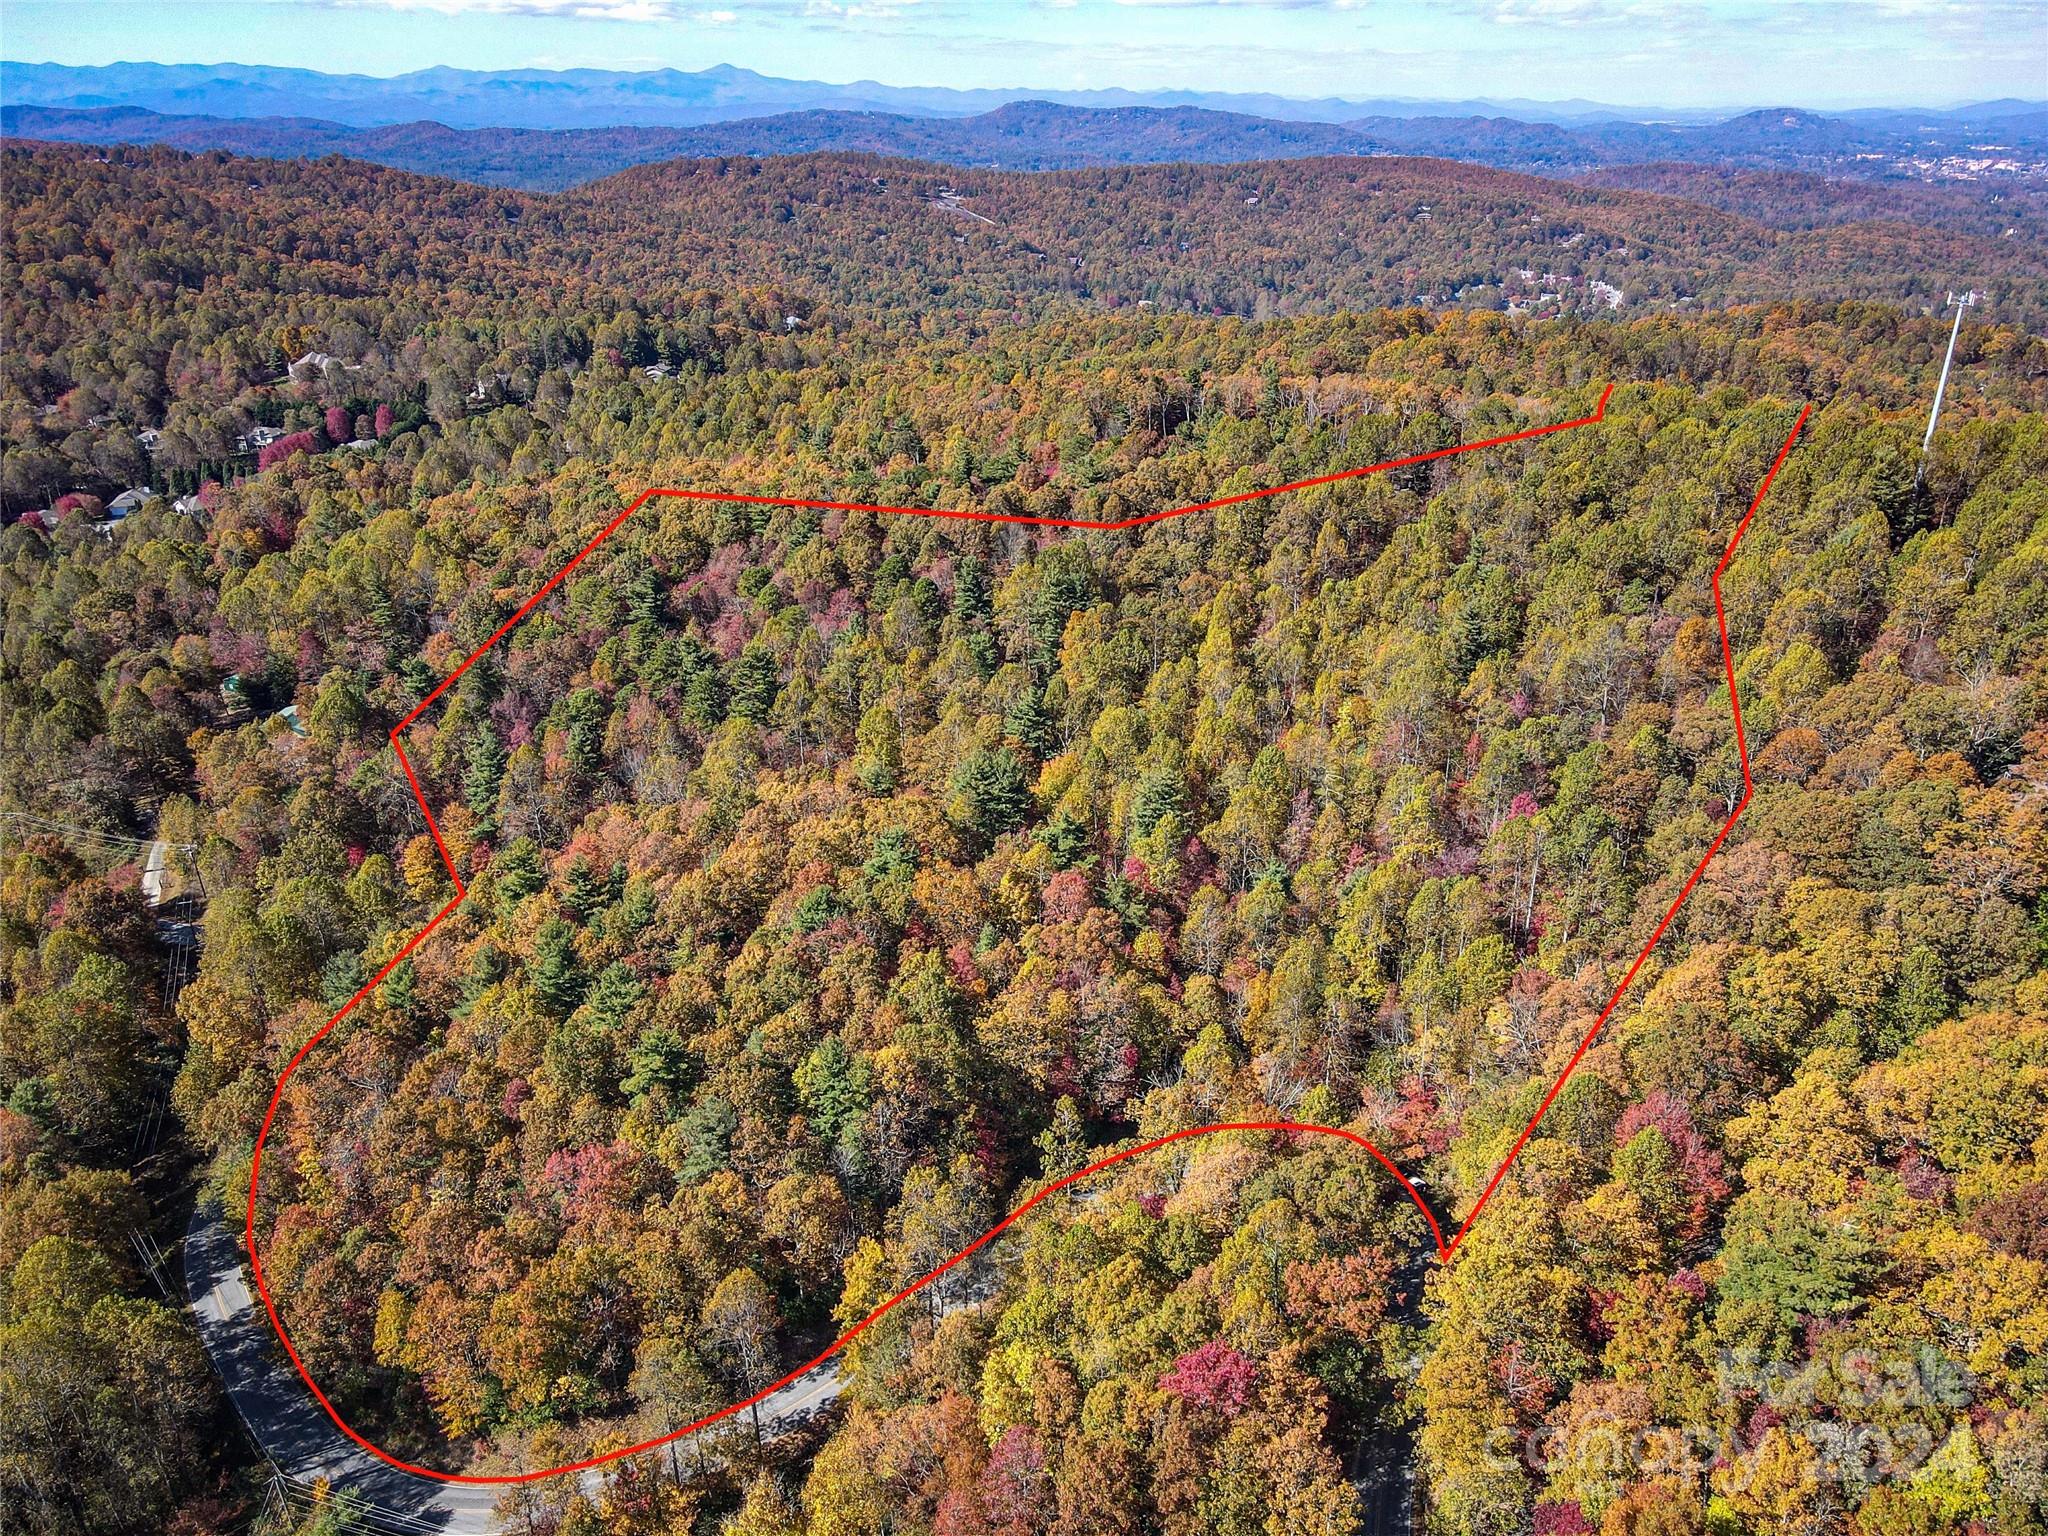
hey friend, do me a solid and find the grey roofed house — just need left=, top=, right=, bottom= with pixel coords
left=235, top=425, right=287, bottom=454
left=106, top=487, right=151, bottom=517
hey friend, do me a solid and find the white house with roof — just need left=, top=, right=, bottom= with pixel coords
left=235, top=425, right=286, bottom=455
left=283, top=351, right=362, bottom=382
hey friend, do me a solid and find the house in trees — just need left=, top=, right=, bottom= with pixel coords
left=89, top=487, right=151, bottom=539
left=218, top=675, right=253, bottom=723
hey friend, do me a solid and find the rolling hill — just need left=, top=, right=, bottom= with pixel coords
left=0, top=59, right=1727, bottom=129
left=6, top=95, right=2044, bottom=195
left=9, top=138, right=2046, bottom=341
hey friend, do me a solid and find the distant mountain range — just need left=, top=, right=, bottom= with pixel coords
left=6, top=96, right=2044, bottom=195
left=3, top=59, right=2042, bottom=133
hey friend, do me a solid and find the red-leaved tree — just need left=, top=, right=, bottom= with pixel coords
left=1158, top=1339, right=1258, bottom=1417
left=258, top=431, right=319, bottom=472
left=1614, top=1090, right=1730, bottom=1246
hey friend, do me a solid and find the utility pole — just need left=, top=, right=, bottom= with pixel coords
left=1921, top=290, right=1978, bottom=462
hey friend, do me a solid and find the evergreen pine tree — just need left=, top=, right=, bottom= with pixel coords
left=463, top=728, right=505, bottom=826
left=1004, top=685, right=1055, bottom=760
left=532, top=917, right=587, bottom=1016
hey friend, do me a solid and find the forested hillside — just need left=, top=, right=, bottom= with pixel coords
left=572, top=151, right=2048, bottom=326
left=1578, top=164, right=2048, bottom=239
left=7, top=269, right=2048, bottom=1535
left=3, top=132, right=2048, bottom=1536
left=7, top=140, right=2047, bottom=523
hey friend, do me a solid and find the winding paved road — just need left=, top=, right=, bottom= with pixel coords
left=184, top=1202, right=848, bottom=1532
left=1354, top=1241, right=1427, bottom=1536
left=140, top=839, right=171, bottom=906
left=185, top=1203, right=503, bottom=1531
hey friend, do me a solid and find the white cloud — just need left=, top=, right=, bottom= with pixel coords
left=1488, top=0, right=1611, bottom=25
left=337, top=0, right=735, bottom=19
left=803, top=1, right=929, bottom=17
left=1108, top=0, right=1335, bottom=9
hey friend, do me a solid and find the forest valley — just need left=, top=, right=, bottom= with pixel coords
left=2, top=138, right=2048, bottom=1536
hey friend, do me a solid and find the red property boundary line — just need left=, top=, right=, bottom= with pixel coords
left=244, top=388, right=1806, bottom=1488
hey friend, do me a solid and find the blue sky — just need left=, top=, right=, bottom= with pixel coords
left=2, top=0, right=2040, bottom=109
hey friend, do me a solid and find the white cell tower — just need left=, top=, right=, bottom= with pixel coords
left=1921, top=290, right=1980, bottom=459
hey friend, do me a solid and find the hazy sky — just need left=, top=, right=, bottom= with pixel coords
left=3, top=0, right=2041, bottom=109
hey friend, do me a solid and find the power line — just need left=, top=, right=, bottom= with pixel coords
left=264, top=1473, right=465, bottom=1536
left=0, top=810, right=195, bottom=853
